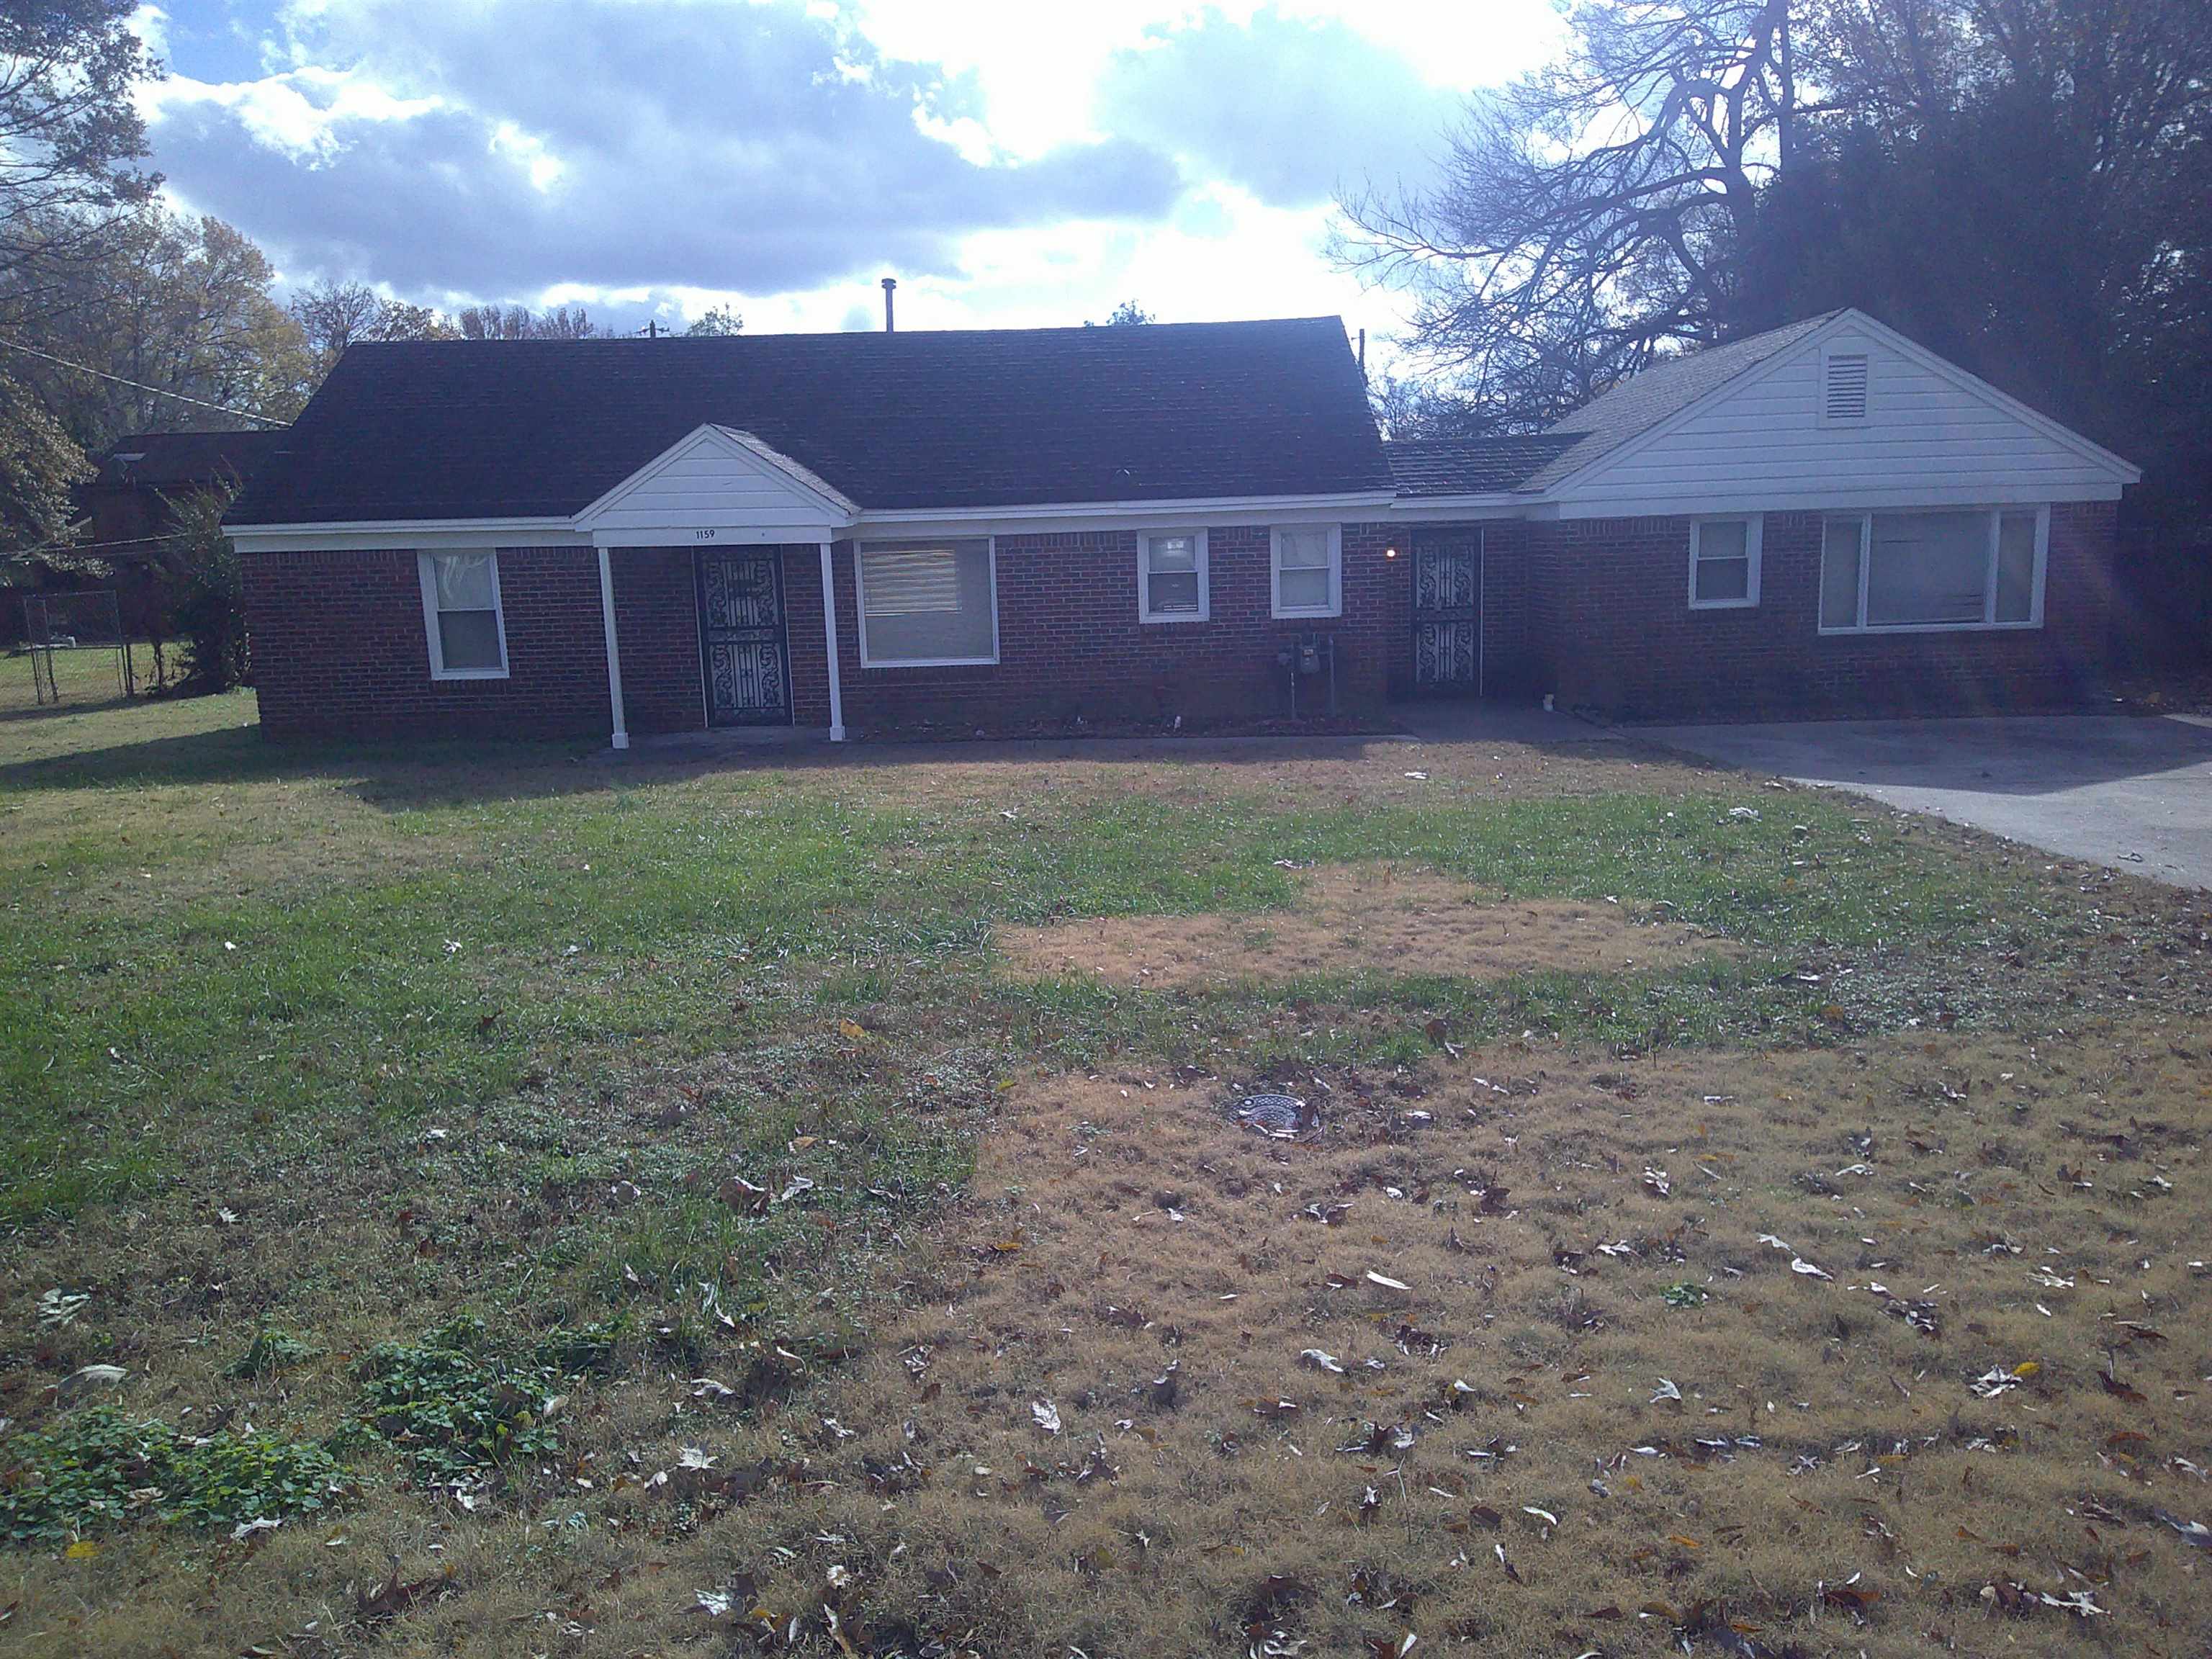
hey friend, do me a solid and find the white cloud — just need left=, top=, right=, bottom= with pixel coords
left=135, top=0, right=1557, bottom=344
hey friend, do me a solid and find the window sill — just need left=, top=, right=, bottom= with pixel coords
left=431, top=667, right=511, bottom=681
left=859, top=656, right=1000, bottom=670
left=1689, top=598, right=1758, bottom=611
left=1272, top=607, right=1342, bottom=621
left=1819, top=619, right=2043, bottom=637
left=1140, top=611, right=1210, bottom=626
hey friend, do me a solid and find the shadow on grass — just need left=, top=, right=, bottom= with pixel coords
left=0, top=697, right=1663, bottom=811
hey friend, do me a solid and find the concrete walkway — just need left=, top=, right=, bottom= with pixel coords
left=1645, top=714, right=2212, bottom=889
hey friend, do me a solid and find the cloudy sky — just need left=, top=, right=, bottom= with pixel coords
left=136, top=0, right=1560, bottom=344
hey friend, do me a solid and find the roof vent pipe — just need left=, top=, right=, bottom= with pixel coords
left=881, top=276, right=896, bottom=333
left=1357, top=328, right=1366, bottom=379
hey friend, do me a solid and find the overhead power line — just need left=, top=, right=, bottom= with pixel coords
left=0, top=336, right=287, bottom=427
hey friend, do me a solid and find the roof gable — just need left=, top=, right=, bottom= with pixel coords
left=1526, top=313, right=1840, bottom=490
left=1542, top=309, right=2140, bottom=513
left=574, top=425, right=859, bottom=542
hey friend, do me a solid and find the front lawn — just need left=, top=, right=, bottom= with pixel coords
left=0, top=693, right=2205, bottom=1655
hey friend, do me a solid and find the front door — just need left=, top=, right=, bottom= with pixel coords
left=696, top=547, right=793, bottom=727
left=1411, top=531, right=1482, bottom=693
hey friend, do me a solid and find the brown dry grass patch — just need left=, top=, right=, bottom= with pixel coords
left=997, top=863, right=1734, bottom=987
left=736, top=727, right=1723, bottom=815
left=678, top=1023, right=2212, bottom=1657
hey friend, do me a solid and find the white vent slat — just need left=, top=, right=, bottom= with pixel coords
left=1824, top=354, right=1869, bottom=421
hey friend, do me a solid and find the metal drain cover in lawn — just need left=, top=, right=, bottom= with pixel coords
left=1236, top=1093, right=1318, bottom=1139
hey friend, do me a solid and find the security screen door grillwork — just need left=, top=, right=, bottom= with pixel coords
left=1412, top=534, right=1481, bottom=690
left=696, top=547, right=792, bottom=725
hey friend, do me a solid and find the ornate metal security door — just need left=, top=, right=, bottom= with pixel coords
left=1411, top=532, right=1482, bottom=691
left=696, top=547, right=792, bottom=726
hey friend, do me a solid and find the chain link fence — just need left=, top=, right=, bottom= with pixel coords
left=5, top=591, right=133, bottom=714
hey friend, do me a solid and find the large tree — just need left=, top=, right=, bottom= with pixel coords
left=20, top=208, right=310, bottom=447
left=454, top=302, right=600, bottom=341
left=1339, top=0, right=1809, bottom=431
left=290, top=279, right=459, bottom=380
left=0, top=370, right=89, bottom=555
left=0, top=0, right=162, bottom=295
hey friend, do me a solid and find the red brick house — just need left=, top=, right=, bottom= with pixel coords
left=228, top=308, right=2139, bottom=744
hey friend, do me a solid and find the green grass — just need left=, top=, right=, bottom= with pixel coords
left=0, top=695, right=2203, bottom=1655
left=0, top=697, right=2147, bottom=1227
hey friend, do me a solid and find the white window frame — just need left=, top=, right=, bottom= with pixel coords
left=1137, top=529, right=1209, bottom=624
left=1687, top=515, right=1762, bottom=611
left=1269, top=523, right=1342, bottom=619
left=854, top=536, right=1001, bottom=669
left=1819, top=342, right=1872, bottom=428
left=417, top=549, right=509, bottom=680
left=1818, top=505, right=2049, bottom=635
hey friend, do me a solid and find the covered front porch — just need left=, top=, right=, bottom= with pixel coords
left=583, top=426, right=856, bottom=749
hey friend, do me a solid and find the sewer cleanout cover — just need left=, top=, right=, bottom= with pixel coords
left=1236, top=1092, right=1318, bottom=1139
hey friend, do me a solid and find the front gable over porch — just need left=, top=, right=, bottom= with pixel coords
left=574, top=424, right=860, bottom=547
left=575, top=426, right=859, bottom=750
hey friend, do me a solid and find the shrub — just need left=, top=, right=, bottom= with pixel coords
left=159, top=487, right=248, bottom=693
left=344, top=1318, right=566, bottom=1483
left=0, top=1408, right=348, bottom=1544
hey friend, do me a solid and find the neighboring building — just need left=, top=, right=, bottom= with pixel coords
left=4, top=429, right=282, bottom=647
left=84, top=429, right=283, bottom=557
left=225, top=309, right=2139, bottom=744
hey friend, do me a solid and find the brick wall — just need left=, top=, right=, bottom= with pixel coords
left=827, top=523, right=1398, bottom=732
left=1537, top=502, right=2118, bottom=718
left=245, top=546, right=613, bottom=739
left=609, top=548, right=698, bottom=734
left=242, top=505, right=2122, bottom=741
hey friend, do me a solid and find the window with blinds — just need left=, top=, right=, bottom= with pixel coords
left=856, top=539, right=997, bottom=665
left=1139, top=531, right=1208, bottom=622
left=1818, top=508, right=2045, bottom=632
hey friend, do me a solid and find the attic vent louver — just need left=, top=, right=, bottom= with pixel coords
left=1824, top=352, right=1869, bottom=422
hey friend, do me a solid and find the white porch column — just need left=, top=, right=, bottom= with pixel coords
left=596, top=544, right=629, bottom=750
left=817, top=536, right=846, bottom=742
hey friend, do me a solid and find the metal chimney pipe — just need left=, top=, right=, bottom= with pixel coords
left=881, top=276, right=896, bottom=333
left=1357, top=328, right=1367, bottom=378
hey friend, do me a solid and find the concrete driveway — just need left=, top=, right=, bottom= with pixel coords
left=1645, top=714, right=2212, bottom=889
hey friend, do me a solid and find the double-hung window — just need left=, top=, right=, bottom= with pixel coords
left=1819, top=508, right=2045, bottom=633
left=1270, top=524, right=1341, bottom=618
left=1689, top=516, right=1761, bottom=608
left=418, top=550, right=508, bottom=678
left=1138, top=531, right=1208, bottom=623
left=856, top=539, right=999, bottom=666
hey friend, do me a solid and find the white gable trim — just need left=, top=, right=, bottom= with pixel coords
left=1546, top=308, right=2140, bottom=506
left=572, top=424, right=860, bottom=544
